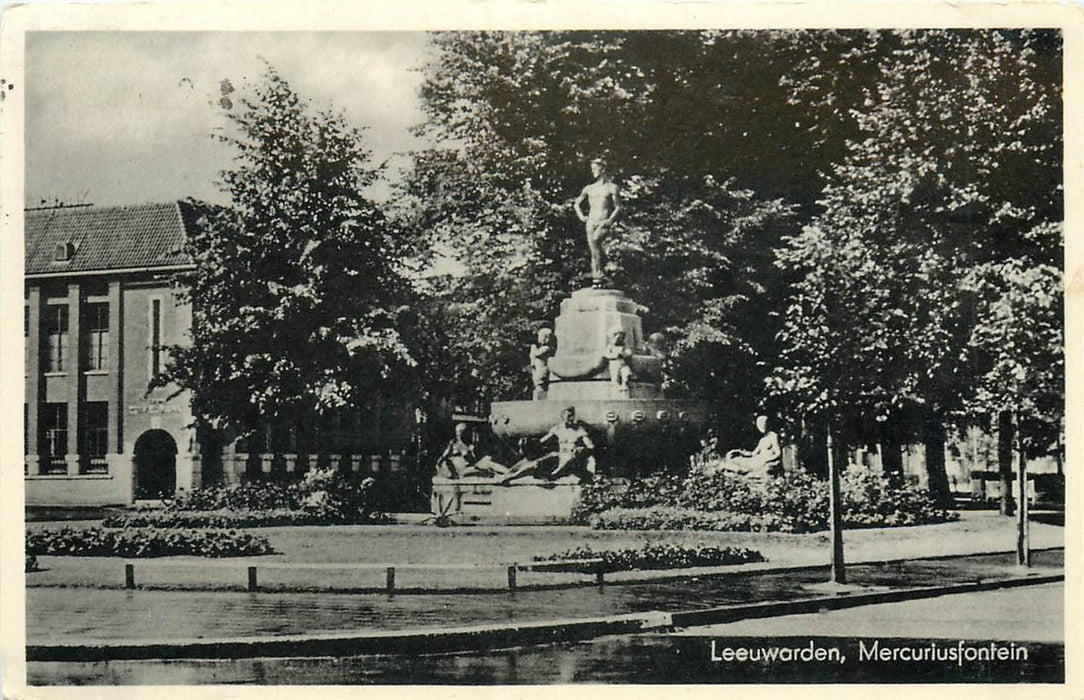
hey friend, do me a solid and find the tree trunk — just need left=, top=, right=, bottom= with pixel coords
left=997, top=410, right=1016, bottom=516
left=827, top=425, right=845, bottom=584
left=922, top=412, right=952, bottom=508
left=879, top=418, right=904, bottom=479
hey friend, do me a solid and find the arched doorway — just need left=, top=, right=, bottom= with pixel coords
left=134, top=429, right=177, bottom=499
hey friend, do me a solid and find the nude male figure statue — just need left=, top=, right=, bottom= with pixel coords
left=573, top=157, right=622, bottom=286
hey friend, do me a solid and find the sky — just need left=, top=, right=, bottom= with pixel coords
left=25, top=31, right=435, bottom=208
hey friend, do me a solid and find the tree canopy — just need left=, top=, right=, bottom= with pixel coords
left=404, top=28, right=1063, bottom=478
left=400, top=31, right=800, bottom=413
left=767, top=29, right=1062, bottom=461
left=165, top=66, right=417, bottom=435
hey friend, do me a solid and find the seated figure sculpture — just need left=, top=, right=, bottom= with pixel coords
left=435, top=422, right=509, bottom=480
left=529, top=328, right=555, bottom=399
left=499, top=406, right=596, bottom=484
left=435, top=423, right=474, bottom=479
left=715, top=415, right=782, bottom=480
left=604, top=330, right=633, bottom=395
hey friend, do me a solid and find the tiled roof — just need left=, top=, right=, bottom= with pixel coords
left=25, top=202, right=199, bottom=276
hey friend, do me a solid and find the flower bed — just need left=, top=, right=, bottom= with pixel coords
left=588, top=506, right=785, bottom=532
left=103, top=508, right=391, bottom=529
left=532, top=543, right=765, bottom=573
left=26, top=526, right=274, bottom=558
left=574, top=468, right=959, bottom=533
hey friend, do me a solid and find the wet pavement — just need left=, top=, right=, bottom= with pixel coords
left=26, top=550, right=1062, bottom=643
left=28, top=583, right=1065, bottom=685
left=672, top=581, right=1064, bottom=642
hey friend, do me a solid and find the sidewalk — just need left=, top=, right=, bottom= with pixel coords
left=25, top=510, right=1064, bottom=592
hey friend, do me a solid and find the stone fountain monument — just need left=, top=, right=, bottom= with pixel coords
left=431, top=159, right=712, bottom=523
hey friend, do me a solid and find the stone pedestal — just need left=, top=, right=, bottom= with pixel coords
left=548, top=288, right=661, bottom=383
left=431, top=477, right=582, bottom=524
left=486, top=286, right=712, bottom=476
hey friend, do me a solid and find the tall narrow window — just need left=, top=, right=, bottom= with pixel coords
left=81, top=402, right=109, bottom=474
left=84, top=303, right=110, bottom=371
left=44, top=305, right=68, bottom=373
left=42, top=403, right=67, bottom=474
left=150, top=299, right=163, bottom=380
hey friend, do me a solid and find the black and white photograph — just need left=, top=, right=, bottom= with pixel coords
left=1, top=1, right=1079, bottom=694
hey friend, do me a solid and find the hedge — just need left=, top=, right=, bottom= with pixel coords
left=26, top=526, right=274, bottom=558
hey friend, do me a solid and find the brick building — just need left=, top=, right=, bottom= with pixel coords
left=24, top=203, right=200, bottom=505
left=24, top=202, right=419, bottom=507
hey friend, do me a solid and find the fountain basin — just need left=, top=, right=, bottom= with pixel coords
left=489, top=396, right=712, bottom=475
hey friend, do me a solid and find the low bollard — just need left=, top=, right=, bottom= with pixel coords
left=248, top=566, right=258, bottom=592
left=386, top=567, right=395, bottom=593
left=507, top=564, right=517, bottom=591
left=125, top=563, right=135, bottom=589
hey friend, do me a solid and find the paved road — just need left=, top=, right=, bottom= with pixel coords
left=28, top=583, right=1064, bottom=685
left=26, top=550, right=1061, bottom=643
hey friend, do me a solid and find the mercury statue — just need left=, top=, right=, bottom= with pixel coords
left=573, top=157, right=622, bottom=286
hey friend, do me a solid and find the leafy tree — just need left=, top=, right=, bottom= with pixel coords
left=400, top=31, right=799, bottom=417
left=165, top=65, right=416, bottom=436
left=769, top=30, right=1062, bottom=505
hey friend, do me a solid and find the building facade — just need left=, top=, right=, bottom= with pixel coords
left=24, top=203, right=201, bottom=505
left=24, top=202, right=422, bottom=507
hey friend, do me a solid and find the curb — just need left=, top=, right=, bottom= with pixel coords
left=25, top=546, right=1064, bottom=595
left=27, top=571, right=1063, bottom=662
left=27, top=613, right=672, bottom=663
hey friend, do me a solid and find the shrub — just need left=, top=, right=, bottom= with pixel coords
left=170, top=483, right=300, bottom=511
left=532, top=543, right=765, bottom=572
left=294, top=469, right=383, bottom=523
left=577, top=467, right=958, bottom=532
left=163, top=470, right=387, bottom=525
left=574, top=474, right=684, bottom=517
left=26, top=554, right=39, bottom=572
left=840, top=469, right=959, bottom=529
left=26, top=526, right=273, bottom=558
